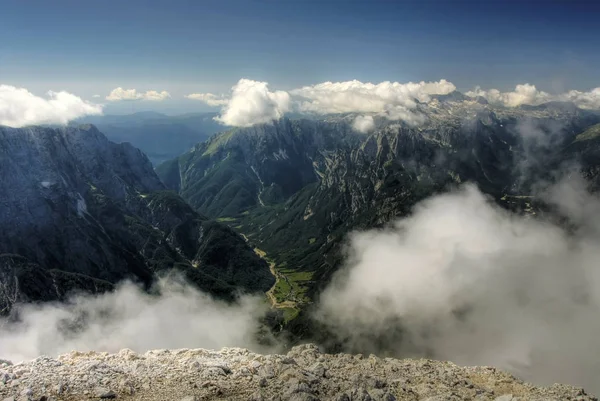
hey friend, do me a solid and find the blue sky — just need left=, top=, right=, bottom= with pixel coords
left=1, top=0, right=598, bottom=114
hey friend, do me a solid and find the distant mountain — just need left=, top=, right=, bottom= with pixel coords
left=157, top=99, right=600, bottom=321
left=0, top=125, right=273, bottom=314
left=78, top=111, right=169, bottom=125
left=74, top=112, right=223, bottom=165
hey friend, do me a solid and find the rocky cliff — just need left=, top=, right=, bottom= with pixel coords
left=0, top=125, right=274, bottom=313
left=0, top=344, right=594, bottom=401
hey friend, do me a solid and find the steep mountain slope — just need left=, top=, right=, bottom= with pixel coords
left=157, top=96, right=600, bottom=319
left=157, top=119, right=360, bottom=216
left=0, top=125, right=273, bottom=314
left=563, top=123, right=600, bottom=186
left=75, top=112, right=222, bottom=165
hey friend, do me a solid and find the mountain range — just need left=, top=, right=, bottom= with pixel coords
left=3, top=92, right=600, bottom=329
left=0, top=124, right=273, bottom=314
left=156, top=95, right=600, bottom=323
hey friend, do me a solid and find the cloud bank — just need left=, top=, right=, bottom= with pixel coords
left=292, top=79, right=455, bottom=113
left=561, top=87, right=600, bottom=109
left=317, top=177, right=600, bottom=393
left=0, top=85, right=103, bottom=128
left=106, top=88, right=171, bottom=101
left=187, top=78, right=600, bottom=127
left=292, top=79, right=455, bottom=126
left=188, top=79, right=456, bottom=127
left=0, top=277, right=272, bottom=363
left=467, top=84, right=600, bottom=109
left=466, top=84, right=552, bottom=107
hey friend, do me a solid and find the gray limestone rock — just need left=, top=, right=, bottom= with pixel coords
left=0, top=345, right=595, bottom=401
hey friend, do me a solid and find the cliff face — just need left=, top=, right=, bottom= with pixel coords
left=0, top=125, right=273, bottom=313
left=0, top=344, right=594, bottom=401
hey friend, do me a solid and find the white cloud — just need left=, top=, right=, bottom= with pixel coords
left=143, top=90, right=171, bottom=101
left=0, top=85, right=103, bottom=128
left=466, top=84, right=551, bottom=107
left=317, top=178, right=600, bottom=393
left=291, top=79, right=455, bottom=125
left=189, top=78, right=600, bottom=128
left=92, top=94, right=101, bottom=98
left=214, top=79, right=291, bottom=127
left=0, top=277, right=274, bottom=362
left=465, top=84, right=600, bottom=109
left=185, top=92, right=229, bottom=107
left=106, top=87, right=171, bottom=102
left=194, top=78, right=455, bottom=128
left=560, top=87, right=600, bottom=109
left=352, top=115, right=375, bottom=133
left=384, top=104, right=427, bottom=126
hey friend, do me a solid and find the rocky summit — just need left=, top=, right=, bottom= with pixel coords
left=0, top=344, right=595, bottom=401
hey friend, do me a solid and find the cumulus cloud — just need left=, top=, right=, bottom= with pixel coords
left=292, top=79, right=456, bottom=113
left=466, top=84, right=552, bottom=107
left=191, top=78, right=456, bottom=127
left=466, top=84, right=600, bottom=109
left=214, top=79, right=291, bottom=127
left=291, top=79, right=455, bottom=125
left=0, top=85, right=103, bottom=128
left=143, top=90, right=171, bottom=101
left=352, top=115, right=375, bottom=133
left=0, top=277, right=274, bottom=363
left=106, top=87, right=171, bottom=102
left=560, top=87, right=600, bottom=109
left=185, top=92, right=229, bottom=107
left=317, top=177, right=600, bottom=393
left=191, top=78, right=600, bottom=128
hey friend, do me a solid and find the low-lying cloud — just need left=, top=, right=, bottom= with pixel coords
left=106, top=87, right=171, bottom=101
left=352, top=115, right=375, bottom=133
left=0, top=277, right=272, bottom=363
left=0, top=85, right=103, bottom=128
left=317, top=177, right=600, bottom=393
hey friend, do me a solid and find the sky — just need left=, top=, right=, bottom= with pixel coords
left=0, top=0, right=599, bottom=116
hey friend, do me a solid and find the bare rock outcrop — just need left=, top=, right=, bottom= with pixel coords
left=0, top=344, right=595, bottom=401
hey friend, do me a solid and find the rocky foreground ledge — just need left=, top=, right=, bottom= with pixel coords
left=0, top=344, right=595, bottom=401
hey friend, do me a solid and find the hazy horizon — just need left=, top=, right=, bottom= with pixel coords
left=1, top=0, right=599, bottom=116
